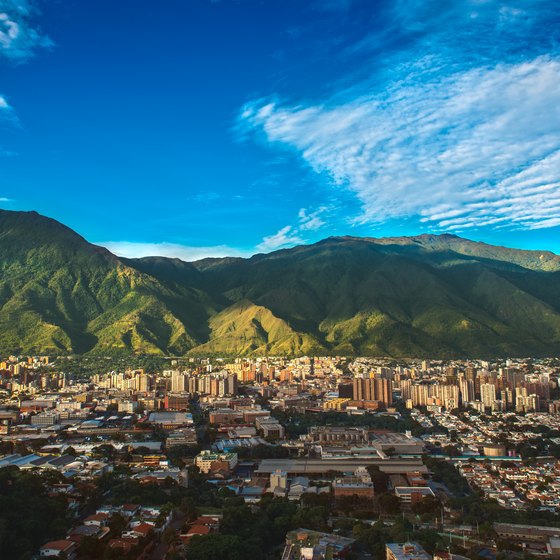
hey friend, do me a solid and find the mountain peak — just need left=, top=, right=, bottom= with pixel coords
left=1, top=209, right=560, bottom=358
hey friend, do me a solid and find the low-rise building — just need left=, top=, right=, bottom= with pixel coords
left=195, top=450, right=238, bottom=474
left=333, top=468, right=375, bottom=503
left=256, top=416, right=285, bottom=440
left=283, top=529, right=355, bottom=559
left=386, top=542, right=432, bottom=560
left=166, top=427, right=197, bottom=447
left=148, top=411, right=193, bottom=429
left=39, top=540, right=77, bottom=558
left=394, top=486, right=435, bottom=506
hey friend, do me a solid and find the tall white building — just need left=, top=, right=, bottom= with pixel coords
left=480, top=383, right=497, bottom=409
left=171, top=370, right=186, bottom=392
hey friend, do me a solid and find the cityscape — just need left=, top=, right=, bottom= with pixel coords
left=2, top=354, right=560, bottom=559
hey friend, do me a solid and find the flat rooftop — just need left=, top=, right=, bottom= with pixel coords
left=256, top=458, right=428, bottom=475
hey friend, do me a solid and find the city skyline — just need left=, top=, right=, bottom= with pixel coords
left=1, top=1, right=560, bottom=259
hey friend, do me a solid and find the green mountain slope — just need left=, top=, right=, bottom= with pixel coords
left=189, top=299, right=325, bottom=356
left=189, top=237, right=560, bottom=357
left=0, top=211, right=213, bottom=354
left=1, top=209, right=560, bottom=357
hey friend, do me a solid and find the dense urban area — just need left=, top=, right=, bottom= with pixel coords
left=2, top=354, right=560, bottom=560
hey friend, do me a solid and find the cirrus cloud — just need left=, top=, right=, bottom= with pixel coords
left=238, top=0, right=560, bottom=234
left=255, top=205, right=331, bottom=252
left=241, top=56, right=560, bottom=232
left=0, top=0, right=52, bottom=62
left=256, top=225, right=304, bottom=253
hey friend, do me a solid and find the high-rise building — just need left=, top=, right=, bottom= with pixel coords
left=435, top=384, right=459, bottom=409
left=446, top=366, right=458, bottom=378
left=352, top=376, right=392, bottom=407
left=411, top=383, right=432, bottom=407
left=465, top=366, right=478, bottom=381
left=400, top=379, right=412, bottom=402
left=171, top=371, right=186, bottom=392
left=136, top=373, right=151, bottom=392
left=460, top=378, right=475, bottom=403
left=227, top=373, right=238, bottom=396
left=480, top=383, right=497, bottom=409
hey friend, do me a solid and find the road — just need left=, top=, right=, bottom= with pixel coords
left=147, top=510, right=186, bottom=560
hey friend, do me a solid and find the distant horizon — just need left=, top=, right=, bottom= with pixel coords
left=3, top=207, right=560, bottom=263
left=96, top=228, right=560, bottom=262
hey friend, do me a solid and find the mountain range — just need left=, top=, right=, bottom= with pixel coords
left=1, top=209, right=560, bottom=358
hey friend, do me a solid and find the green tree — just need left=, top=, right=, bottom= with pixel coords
left=377, top=493, right=401, bottom=515
left=412, top=495, right=442, bottom=516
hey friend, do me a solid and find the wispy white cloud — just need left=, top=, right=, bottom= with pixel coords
left=0, top=3, right=49, bottom=158
left=239, top=0, right=560, bottom=233
left=0, top=94, right=13, bottom=114
left=0, top=0, right=52, bottom=62
left=0, top=93, right=19, bottom=128
left=187, top=191, right=247, bottom=203
left=97, top=241, right=252, bottom=262
left=385, top=0, right=556, bottom=67
left=188, top=191, right=221, bottom=202
left=298, top=206, right=329, bottom=231
left=240, top=57, right=560, bottom=232
left=0, top=94, right=20, bottom=157
left=256, top=225, right=304, bottom=253
left=256, top=205, right=331, bottom=251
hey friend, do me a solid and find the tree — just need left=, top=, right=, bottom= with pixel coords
left=412, top=495, right=442, bottom=516
left=0, top=468, right=71, bottom=559
left=180, top=497, right=199, bottom=521
left=377, top=493, right=401, bottom=515
left=92, top=444, right=117, bottom=461
left=479, top=521, right=497, bottom=540
left=0, top=441, right=13, bottom=454
left=187, top=534, right=264, bottom=560
left=443, top=444, right=460, bottom=457
left=133, top=446, right=152, bottom=456
left=108, top=513, right=127, bottom=536
left=77, top=535, right=104, bottom=559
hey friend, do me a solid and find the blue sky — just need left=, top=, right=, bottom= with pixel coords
left=1, top=0, right=560, bottom=259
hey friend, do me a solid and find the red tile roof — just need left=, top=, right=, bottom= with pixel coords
left=132, top=522, right=154, bottom=536
left=40, top=540, right=74, bottom=551
left=187, top=525, right=211, bottom=536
